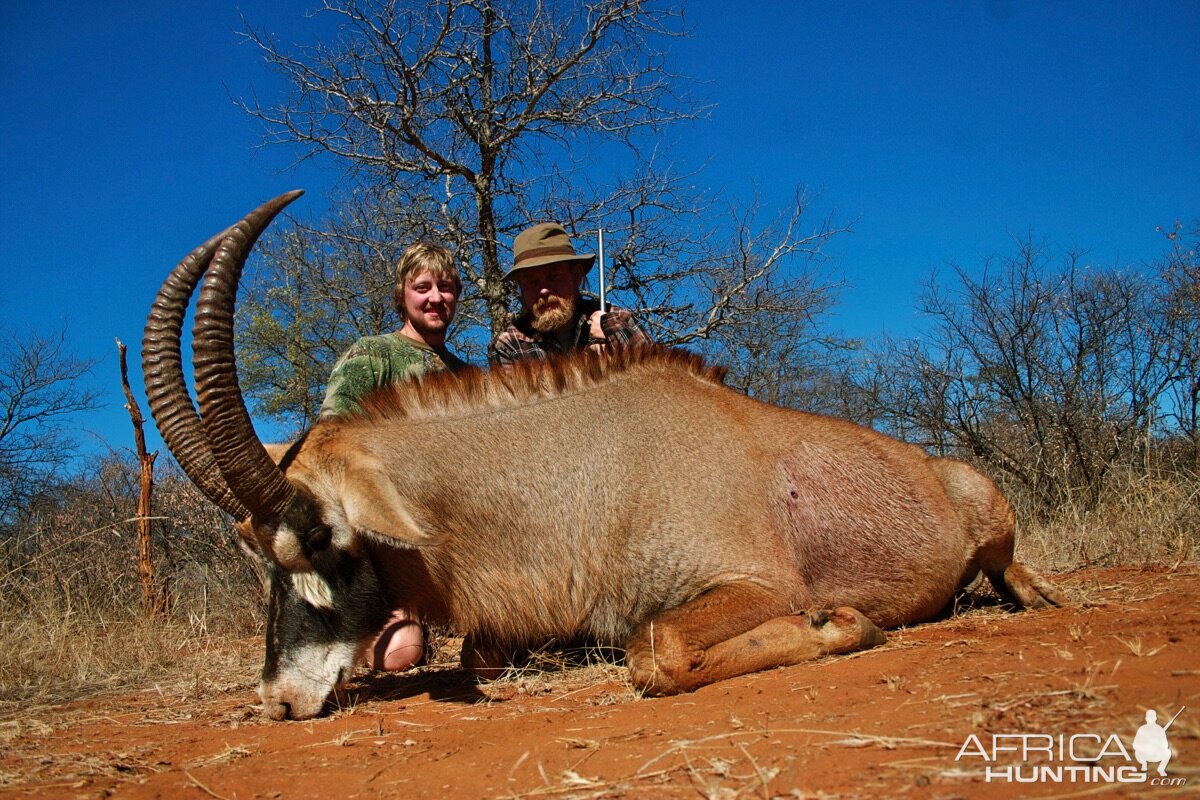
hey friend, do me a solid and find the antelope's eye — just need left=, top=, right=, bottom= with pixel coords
left=306, top=525, right=332, bottom=552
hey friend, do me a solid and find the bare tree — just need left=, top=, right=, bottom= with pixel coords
left=1157, top=220, right=1200, bottom=469
left=692, top=196, right=854, bottom=406
left=858, top=236, right=1173, bottom=511
left=117, top=339, right=164, bottom=616
left=240, top=0, right=699, bottom=328
left=0, top=326, right=101, bottom=522
left=234, top=0, right=849, bottom=425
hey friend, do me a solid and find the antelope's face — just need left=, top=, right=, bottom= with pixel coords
left=240, top=487, right=390, bottom=721
left=256, top=548, right=389, bottom=721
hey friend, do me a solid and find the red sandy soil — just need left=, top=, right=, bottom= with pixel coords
left=2, top=565, right=1197, bottom=799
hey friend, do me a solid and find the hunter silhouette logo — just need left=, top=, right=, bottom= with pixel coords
left=1133, top=706, right=1182, bottom=776
left=955, top=705, right=1188, bottom=785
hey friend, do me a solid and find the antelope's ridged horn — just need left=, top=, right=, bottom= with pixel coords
left=143, top=226, right=251, bottom=520
left=193, top=190, right=304, bottom=521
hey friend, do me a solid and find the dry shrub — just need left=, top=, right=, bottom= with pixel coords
left=0, top=588, right=260, bottom=716
left=0, top=454, right=263, bottom=715
left=1015, top=467, right=1199, bottom=570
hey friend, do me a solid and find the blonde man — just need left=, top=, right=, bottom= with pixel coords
left=320, top=242, right=466, bottom=672
left=321, top=242, right=466, bottom=418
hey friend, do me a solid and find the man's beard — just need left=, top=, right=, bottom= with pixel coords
left=530, top=293, right=577, bottom=334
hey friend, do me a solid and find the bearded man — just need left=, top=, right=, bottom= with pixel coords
left=488, top=222, right=652, bottom=365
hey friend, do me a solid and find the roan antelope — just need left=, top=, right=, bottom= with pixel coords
left=142, top=191, right=1061, bottom=720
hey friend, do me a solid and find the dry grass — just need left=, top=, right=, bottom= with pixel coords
left=0, top=463, right=264, bottom=716
left=0, top=585, right=261, bottom=720
left=1016, top=468, right=1199, bottom=570
left=473, top=640, right=635, bottom=706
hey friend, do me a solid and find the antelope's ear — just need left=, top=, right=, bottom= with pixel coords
left=339, top=455, right=437, bottom=547
left=232, top=516, right=257, bottom=547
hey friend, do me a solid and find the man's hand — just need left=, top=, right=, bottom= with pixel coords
left=587, top=310, right=606, bottom=347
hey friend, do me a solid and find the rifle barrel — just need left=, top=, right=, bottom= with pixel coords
left=1164, top=705, right=1186, bottom=731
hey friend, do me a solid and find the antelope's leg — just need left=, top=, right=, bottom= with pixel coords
left=625, top=582, right=886, bottom=695
left=986, top=562, right=1064, bottom=609
left=460, top=633, right=534, bottom=681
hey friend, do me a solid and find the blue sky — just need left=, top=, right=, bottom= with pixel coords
left=1, top=0, right=1197, bottom=461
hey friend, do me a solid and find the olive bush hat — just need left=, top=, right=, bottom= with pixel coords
left=505, top=222, right=595, bottom=280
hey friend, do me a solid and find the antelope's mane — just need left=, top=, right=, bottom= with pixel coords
left=347, top=345, right=727, bottom=426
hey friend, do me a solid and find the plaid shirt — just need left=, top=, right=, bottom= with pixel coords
left=488, top=299, right=653, bottom=365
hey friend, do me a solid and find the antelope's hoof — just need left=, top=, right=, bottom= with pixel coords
left=829, top=606, right=887, bottom=649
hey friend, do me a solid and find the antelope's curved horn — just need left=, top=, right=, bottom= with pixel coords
left=193, top=190, right=304, bottom=521
left=142, top=226, right=251, bottom=520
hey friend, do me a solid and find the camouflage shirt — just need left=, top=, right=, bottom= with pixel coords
left=487, top=298, right=652, bottom=365
left=319, top=332, right=467, bottom=419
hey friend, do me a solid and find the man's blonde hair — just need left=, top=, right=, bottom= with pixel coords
left=393, top=242, right=461, bottom=316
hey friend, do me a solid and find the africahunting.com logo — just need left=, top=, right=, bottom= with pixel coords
left=955, top=706, right=1187, bottom=786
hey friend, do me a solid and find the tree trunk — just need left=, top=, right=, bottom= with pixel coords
left=117, top=339, right=164, bottom=616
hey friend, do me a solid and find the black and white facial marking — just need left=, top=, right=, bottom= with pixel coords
left=265, top=491, right=359, bottom=586
left=258, top=547, right=390, bottom=721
